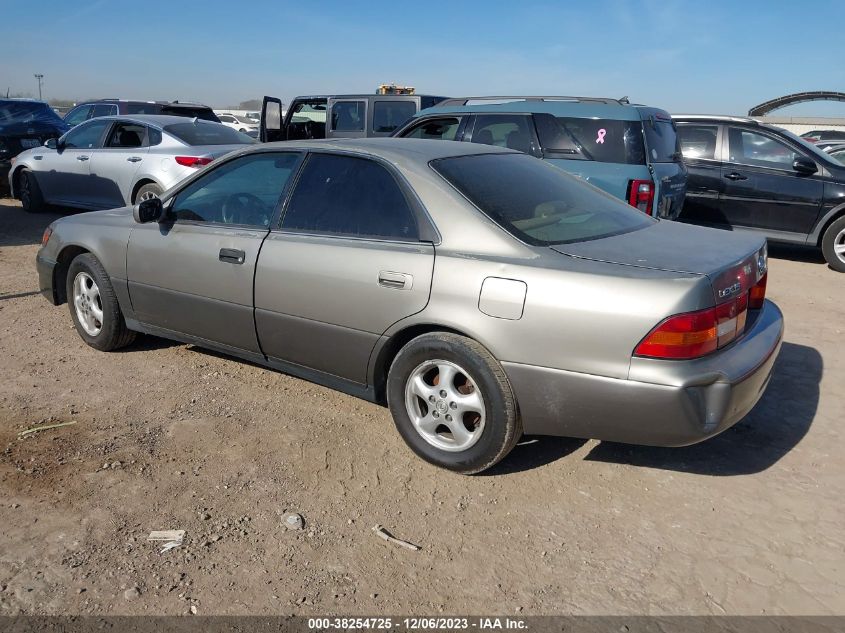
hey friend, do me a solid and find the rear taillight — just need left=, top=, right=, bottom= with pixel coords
left=635, top=293, right=751, bottom=360
left=175, top=156, right=214, bottom=168
left=627, top=179, right=655, bottom=214
left=749, top=272, right=767, bottom=309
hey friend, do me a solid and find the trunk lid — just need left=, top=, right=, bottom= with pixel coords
left=551, top=221, right=767, bottom=303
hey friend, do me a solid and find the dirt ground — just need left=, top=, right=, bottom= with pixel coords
left=0, top=197, right=842, bottom=616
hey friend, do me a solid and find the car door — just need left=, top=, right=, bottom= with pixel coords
left=676, top=122, right=726, bottom=226
left=126, top=151, right=303, bottom=353
left=254, top=152, right=435, bottom=384
left=93, top=120, right=150, bottom=208
left=36, top=118, right=111, bottom=207
left=721, top=125, right=824, bottom=236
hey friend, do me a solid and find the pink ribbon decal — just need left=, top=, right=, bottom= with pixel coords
left=596, top=128, right=606, bottom=144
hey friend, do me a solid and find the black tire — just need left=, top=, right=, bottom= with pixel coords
left=19, top=169, right=45, bottom=213
left=387, top=332, right=522, bottom=474
left=134, top=183, right=163, bottom=204
left=66, top=253, right=136, bottom=351
left=821, top=215, right=845, bottom=273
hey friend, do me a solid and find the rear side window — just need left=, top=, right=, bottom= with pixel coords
left=282, top=154, right=418, bottom=241
left=534, top=114, right=645, bottom=164
left=643, top=118, right=681, bottom=163
left=678, top=124, right=718, bottom=160
left=432, top=153, right=653, bottom=246
left=373, top=101, right=417, bottom=133
left=164, top=122, right=255, bottom=145
left=331, top=101, right=365, bottom=132
left=471, top=115, right=534, bottom=153
left=91, top=103, right=118, bottom=117
left=403, top=117, right=462, bottom=141
left=126, top=102, right=163, bottom=115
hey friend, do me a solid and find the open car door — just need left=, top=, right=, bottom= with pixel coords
left=260, top=96, right=285, bottom=143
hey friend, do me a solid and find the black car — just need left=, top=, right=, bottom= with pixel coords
left=63, top=99, right=219, bottom=127
left=674, top=115, right=845, bottom=272
left=0, top=99, right=70, bottom=194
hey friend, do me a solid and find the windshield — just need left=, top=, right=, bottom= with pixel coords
left=432, top=153, right=654, bottom=246
left=0, top=101, right=65, bottom=126
left=164, top=122, right=255, bottom=145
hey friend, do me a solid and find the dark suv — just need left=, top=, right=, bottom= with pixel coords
left=674, top=115, right=845, bottom=272
left=0, top=99, right=69, bottom=193
left=63, top=99, right=219, bottom=127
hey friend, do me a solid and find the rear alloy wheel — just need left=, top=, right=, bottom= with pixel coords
left=66, top=253, right=136, bottom=351
left=134, top=183, right=163, bottom=204
left=19, top=169, right=45, bottom=213
left=387, top=332, right=522, bottom=474
left=821, top=216, right=845, bottom=273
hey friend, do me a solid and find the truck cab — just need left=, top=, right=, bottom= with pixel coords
left=260, top=94, right=448, bottom=142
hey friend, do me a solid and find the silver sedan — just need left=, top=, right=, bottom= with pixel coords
left=9, top=115, right=253, bottom=212
left=35, top=138, right=783, bottom=473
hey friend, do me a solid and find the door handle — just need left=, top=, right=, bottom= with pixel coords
left=76, top=155, right=90, bottom=161
left=378, top=271, right=412, bottom=290
left=127, top=156, right=142, bottom=163
left=724, top=172, right=747, bottom=181
left=219, top=248, right=245, bottom=265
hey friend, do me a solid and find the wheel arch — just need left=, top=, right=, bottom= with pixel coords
left=815, top=203, right=845, bottom=246
left=9, top=164, right=31, bottom=199
left=130, top=178, right=161, bottom=204
left=369, top=322, right=481, bottom=405
left=52, top=244, right=92, bottom=305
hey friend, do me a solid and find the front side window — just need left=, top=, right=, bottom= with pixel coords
left=282, top=154, right=418, bottom=241
left=106, top=123, right=146, bottom=148
left=403, top=117, right=462, bottom=141
left=63, top=105, right=93, bottom=127
left=728, top=128, right=800, bottom=169
left=62, top=119, right=111, bottom=149
left=171, top=152, right=300, bottom=227
left=471, top=115, right=534, bottom=153
left=373, top=101, right=417, bottom=133
left=828, top=149, right=845, bottom=165
left=534, top=114, right=645, bottom=164
left=432, top=153, right=653, bottom=246
left=164, top=121, right=255, bottom=145
left=678, top=124, right=719, bottom=160
left=331, top=101, right=365, bottom=132
left=91, top=103, right=118, bottom=117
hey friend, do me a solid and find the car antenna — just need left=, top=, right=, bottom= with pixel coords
left=619, top=95, right=630, bottom=104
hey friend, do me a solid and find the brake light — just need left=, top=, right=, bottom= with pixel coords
left=627, top=179, right=655, bottom=214
left=41, top=226, right=53, bottom=246
left=635, top=293, right=750, bottom=360
left=175, top=156, right=213, bottom=167
left=749, top=272, right=767, bottom=309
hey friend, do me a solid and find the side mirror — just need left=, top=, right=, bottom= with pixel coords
left=133, top=196, right=165, bottom=223
left=793, top=156, right=818, bottom=175
left=44, top=138, right=57, bottom=150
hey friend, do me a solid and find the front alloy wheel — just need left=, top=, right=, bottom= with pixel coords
left=72, top=271, right=103, bottom=336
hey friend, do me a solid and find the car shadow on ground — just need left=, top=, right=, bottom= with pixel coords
left=0, top=198, right=72, bottom=248
left=768, top=242, right=826, bottom=265
left=489, top=342, right=821, bottom=476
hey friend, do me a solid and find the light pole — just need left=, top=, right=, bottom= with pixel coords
left=34, top=74, right=44, bottom=100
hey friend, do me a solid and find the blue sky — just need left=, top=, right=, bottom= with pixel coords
left=2, top=0, right=844, bottom=116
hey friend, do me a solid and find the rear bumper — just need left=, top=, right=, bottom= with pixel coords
left=36, top=251, right=59, bottom=305
left=503, top=299, right=784, bottom=446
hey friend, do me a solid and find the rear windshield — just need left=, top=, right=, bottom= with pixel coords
left=0, top=101, right=65, bottom=126
left=164, top=122, right=255, bottom=146
left=534, top=114, right=645, bottom=164
left=643, top=118, right=681, bottom=163
left=432, top=153, right=654, bottom=246
left=125, top=102, right=218, bottom=122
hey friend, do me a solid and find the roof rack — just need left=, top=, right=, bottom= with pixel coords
left=672, top=114, right=760, bottom=123
left=436, top=95, right=629, bottom=107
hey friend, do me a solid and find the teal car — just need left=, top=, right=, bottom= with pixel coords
left=392, top=96, right=687, bottom=219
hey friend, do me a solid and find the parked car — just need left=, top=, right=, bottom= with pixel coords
left=674, top=115, right=845, bottom=272
left=0, top=99, right=69, bottom=193
left=216, top=113, right=259, bottom=137
left=35, top=139, right=782, bottom=473
left=63, top=99, right=220, bottom=127
left=9, top=115, right=253, bottom=212
left=259, top=93, right=448, bottom=142
left=801, top=129, right=845, bottom=143
left=392, top=96, right=688, bottom=218
left=823, top=143, right=845, bottom=164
